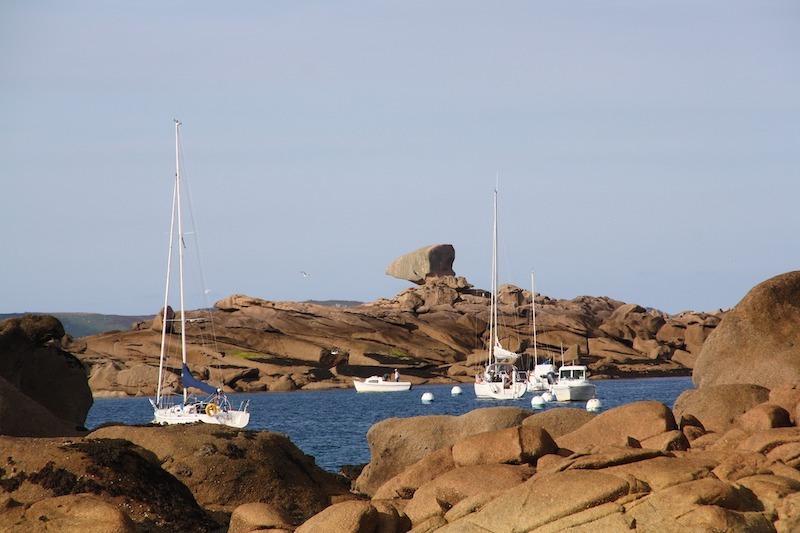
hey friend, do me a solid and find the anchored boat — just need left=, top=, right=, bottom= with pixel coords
left=353, top=376, right=412, bottom=392
left=551, top=365, right=597, bottom=402
left=474, top=186, right=527, bottom=400
left=150, top=120, right=250, bottom=428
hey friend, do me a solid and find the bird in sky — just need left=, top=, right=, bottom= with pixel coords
left=300, top=271, right=311, bottom=279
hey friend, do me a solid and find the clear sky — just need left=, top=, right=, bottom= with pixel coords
left=1, top=1, right=798, bottom=315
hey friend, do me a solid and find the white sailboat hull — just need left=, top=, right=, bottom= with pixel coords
left=526, top=379, right=550, bottom=393
left=353, top=378, right=412, bottom=392
left=153, top=405, right=250, bottom=428
left=474, top=380, right=527, bottom=400
left=552, top=382, right=597, bottom=402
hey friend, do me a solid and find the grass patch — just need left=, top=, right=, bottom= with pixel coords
left=229, top=350, right=265, bottom=360
left=388, top=348, right=414, bottom=360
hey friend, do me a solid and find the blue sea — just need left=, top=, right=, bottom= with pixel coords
left=87, top=376, right=693, bottom=472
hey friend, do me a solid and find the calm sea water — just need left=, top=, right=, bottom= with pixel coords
left=87, top=376, right=692, bottom=472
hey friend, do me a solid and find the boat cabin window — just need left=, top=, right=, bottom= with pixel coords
left=559, top=368, right=586, bottom=380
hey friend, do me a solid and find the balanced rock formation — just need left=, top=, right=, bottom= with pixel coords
left=0, top=315, right=92, bottom=436
left=386, top=244, right=456, bottom=284
left=67, top=243, right=723, bottom=397
left=69, top=274, right=719, bottom=397
left=694, top=271, right=800, bottom=389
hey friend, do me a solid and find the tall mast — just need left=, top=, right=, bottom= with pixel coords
left=156, top=157, right=178, bottom=407
left=531, top=271, right=538, bottom=367
left=489, top=188, right=499, bottom=365
left=175, top=119, right=188, bottom=404
left=493, top=187, right=500, bottom=346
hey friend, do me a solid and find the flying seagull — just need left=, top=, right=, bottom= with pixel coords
left=300, top=271, right=311, bottom=279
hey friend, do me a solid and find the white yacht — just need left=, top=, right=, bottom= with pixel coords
left=551, top=365, right=597, bottom=402
left=353, top=376, right=412, bottom=392
left=474, top=187, right=526, bottom=400
left=150, top=120, right=250, bottom=428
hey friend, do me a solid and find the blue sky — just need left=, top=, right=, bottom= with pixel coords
left=1, top=1, right=798, bottom=314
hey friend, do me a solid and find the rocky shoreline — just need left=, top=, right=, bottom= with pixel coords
left=66, top=275, right=715, bottom=398
left=5, top=263, right=800, bottom=530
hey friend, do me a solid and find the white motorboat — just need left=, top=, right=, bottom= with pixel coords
left=151, top=120, right=250, bottom=429
left=474, top=187, right=526, bottom=400
left=353, top=376, right=412, bottom=392
left=551, top=365, right=597, bottom=402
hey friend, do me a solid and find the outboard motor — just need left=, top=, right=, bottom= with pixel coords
left=546, top=372, right=557, bottom=385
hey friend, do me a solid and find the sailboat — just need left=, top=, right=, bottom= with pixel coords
left=474, top=188, right=527, bottom=400
left=526, top=271, right=556, bottom=392
left=150, top=120, right=250, bottom=428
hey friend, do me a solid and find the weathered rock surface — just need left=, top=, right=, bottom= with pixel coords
left=674, top=383, right=770, bottom=433
left=521, top=407, right=595, bottom=438
left=294, top=500, right=378, bottom=533
left=5, top=494, right=136, bottom=533
left=451, top=425, right=557, bottom=467
left=557, top=401, right=677, bottom=452
left=228, top=502, right=293, bottom=533
left=89, top=424, right=349, bottom=524
left=386, top=244, right=456, bottom=284
left=355, top=407, right=531, bottom=496
left=68, top=274, right=718, bottom=398
left=0, top=315, right=92, bottom=436
left=299, top=400, right=800, bottom=532
left=694, top=270, right=800, bottom=389
left=0, top=435, right=216, bottom=531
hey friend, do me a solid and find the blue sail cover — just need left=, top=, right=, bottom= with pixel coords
left=181, top=364, right=217, bottom=395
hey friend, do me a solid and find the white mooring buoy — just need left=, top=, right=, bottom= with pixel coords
left=451, top=386, right=463, bottom=396
left=421, top=392, right=435, bottom=404
left=586, top=398, right=602, bottom=412
left=531, top=395, right=545, bottom=409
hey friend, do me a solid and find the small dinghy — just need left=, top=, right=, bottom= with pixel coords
left=353, top=375, right=412, bottom=392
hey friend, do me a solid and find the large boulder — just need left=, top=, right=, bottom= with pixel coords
left=89, top=424, right=349, bottom=525
left=673, top=384, right=770, bottom=433
left=295, top=501, right=378, bottom=533
left=355, top=407, right=531, bottom=496
left=386, top=244, right=455, bottom=284
left=228, top=502, right=293, bottom=533
left=403, top=464, right=534, bottom=525
left=557, top=401, right=677, bottom=452
left=694, top=271, right=800, bottom=389
left=5, top=494, right=136, bottom=533
left=521, top=407, right=595, bottom=438
left=437, top=469, right=637, bottom=532
left=0, top=315, right=92, bottom=436
left=373, top=446, right=456, bottom=500
left=451, top=426, right=557, bottom=467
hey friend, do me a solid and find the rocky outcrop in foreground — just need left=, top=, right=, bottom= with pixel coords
left=291, top=400, right=800, bottom=532
left=68, top=276, right=720, bottom=397
left=0, top=424, right=352, bottom=531
left=0, top=315, right=92, bottom=436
